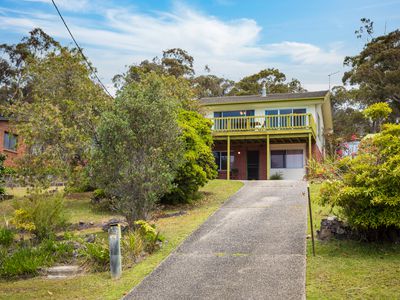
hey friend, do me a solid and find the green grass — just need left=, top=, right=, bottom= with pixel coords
left=306, top=183, right=400, bottom=300
left=0, top=180, right=243, bottom=300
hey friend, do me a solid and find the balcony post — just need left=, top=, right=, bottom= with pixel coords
left=227, top=136, right=230, bottom=180
left=308, top=133, right=312, bottom=163
left=266, top=134, right=270, bottom=180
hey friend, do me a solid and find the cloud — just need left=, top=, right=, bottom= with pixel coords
left=0, top=2, right=346, bottom=89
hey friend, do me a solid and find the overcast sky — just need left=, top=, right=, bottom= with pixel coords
left=1, top=0, right=400, bottom=93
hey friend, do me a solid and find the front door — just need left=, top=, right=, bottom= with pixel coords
left=247, top=151, right=259, bottom=180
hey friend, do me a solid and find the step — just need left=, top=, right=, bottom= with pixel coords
left=45, top=265, right=81, bottom=278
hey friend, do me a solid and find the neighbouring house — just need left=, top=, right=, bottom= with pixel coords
left=0, top=117, right=25, bottom=167
left=199, top=89, right=333, bottom=180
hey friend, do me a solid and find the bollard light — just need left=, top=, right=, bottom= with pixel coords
left=109, top=224, right=122, bottom=279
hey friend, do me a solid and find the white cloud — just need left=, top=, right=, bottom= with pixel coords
left=0, top=2, right=346, bottom=90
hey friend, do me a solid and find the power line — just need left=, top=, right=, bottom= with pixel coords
left=50, top=0, right=113, bottom=98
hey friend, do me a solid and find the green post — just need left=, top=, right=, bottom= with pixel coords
left=266, top=135, right=270, bottom=180
left=308, top=133, right=312, bottom=163
left=227, top=136, right=230, bottom=180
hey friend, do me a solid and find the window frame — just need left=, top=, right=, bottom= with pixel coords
left=3, top=131, right=18, bottom=152
left=270, top=149, right=304, bottom=169
left=213, top=151, right=235, bottom=171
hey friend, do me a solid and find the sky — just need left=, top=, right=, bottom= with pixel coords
left=1, top=0, right=400, bottom=94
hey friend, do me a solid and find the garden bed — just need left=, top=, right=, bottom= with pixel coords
left=0, top=180, right=243, bottom=300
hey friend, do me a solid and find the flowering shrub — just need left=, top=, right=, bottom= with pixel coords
left=317, top=124, right=400, bottom=231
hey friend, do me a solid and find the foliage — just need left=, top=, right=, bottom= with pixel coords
left=162, top=110, right=218, bottom=204
left=0, top=28, right=61, bottom=105
left=193, top=74, right=234, bottom=98
left=122, top=230, right=144, bottom=264
left=317, top=124, right=400, bottom=231
left=0, top=227, right=14, bottom=247
left=91, top=72, right=184, bottom=226
left=135, top=220, right=164, bottom=253
left=80, top=239, right=110, bottom=272
left=228, top=68, right=306, bottom=96
left=343, top=28, right=400, bottom=118
left=328, top=86, right=371, bottom=142
left=0, top=154, right=5, bottom=198
left=269, top=172, right=283, bottom=180
left=11, top=193, right=67, bottom=240
left=2, top=30, right=111, bottom=188
left=363, top=102, right=392, bottom=132
left=0, top=246, right=50, bottom=278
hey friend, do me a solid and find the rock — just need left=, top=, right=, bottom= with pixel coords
left=317, top=228, right=333, bottom=240
left=89, top=221, right=94, bottom=226
left=85, top=234, right=96, bottom=243
left=78, top=220, right=85, bottom=226
left=327, top=216, right=337, bottom=221
left=102, top=218, right=128, bottom=232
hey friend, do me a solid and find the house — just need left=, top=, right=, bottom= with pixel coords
left=0, top=117, right=25, bottom=167
left=199, top=89, right=333, bottom=180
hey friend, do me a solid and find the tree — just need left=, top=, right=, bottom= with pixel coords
left=4, top=33, right=111, bottom=188
left=328, top=86, right=370, bottom=143
left=343, top=28, right=400, bottom=118
left=363, top=102, right=392, bottom=132
left=0, top=28, right=61, bottom=105
left=193, top=75, right=234, bottom=98
left=162, top=48, right=195, bottom=78
left=162, top=110, right=217, bottom=204
left=91, top=73, right=185, bottom=225
left=228, top=68, right=306, bottom=96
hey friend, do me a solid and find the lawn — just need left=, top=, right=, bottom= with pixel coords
left=0, top=179, right=243, bottom=300
left=306, top=183, right=400, bottom=299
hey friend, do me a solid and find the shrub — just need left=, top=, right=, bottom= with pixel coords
left=318, top=124, right=400, bottom=232
left=162, top=110, right=217, bottom=204
left=11, top=193, right=67, bottom=240
left=80, top=239, right=109, bottom=272
left=122, top=230, right=144, bottom=265
left=0, top=227, right=14, bottom=248
left=270, top=172, right=283, bottom=180
left=135, top=220, right=164, bottom=253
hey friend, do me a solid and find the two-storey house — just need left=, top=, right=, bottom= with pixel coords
left=200, top=90, right=333, bottom=180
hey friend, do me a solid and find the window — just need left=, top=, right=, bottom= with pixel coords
left=3, top=132, right=17, bottom=151
left=213, top=151, right=234, bottom=170
left=271, top=149, right=303, bottom=169
left=213, top=110, right=255, bottom=130
left=265, top=108, right=307, bottom=128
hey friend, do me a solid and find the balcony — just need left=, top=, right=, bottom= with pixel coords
left=210, top=113, right=316, bottom=137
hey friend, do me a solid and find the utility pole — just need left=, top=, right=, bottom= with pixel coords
left=328, top=71, right=340, bottom=91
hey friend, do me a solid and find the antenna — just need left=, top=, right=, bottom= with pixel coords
left=328, top=71, right=340, bottom=90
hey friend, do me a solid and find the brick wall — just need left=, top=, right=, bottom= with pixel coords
left=0, top=120, right=26, bottom=167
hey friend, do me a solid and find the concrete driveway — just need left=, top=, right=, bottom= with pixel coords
left=125, top=180, right=308, bottom=300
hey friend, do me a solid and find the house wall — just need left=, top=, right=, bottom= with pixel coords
left=270, top=143, right=307, bottom=180
left=213, top=141, right=313, bottom=180
left=0, top=120, right=25, bottom=167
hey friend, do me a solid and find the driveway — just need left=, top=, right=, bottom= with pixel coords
left=125, top=180, right=308, bottom=300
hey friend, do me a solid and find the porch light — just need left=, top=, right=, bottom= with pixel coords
left=238, top=151, right=241, bottom=155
